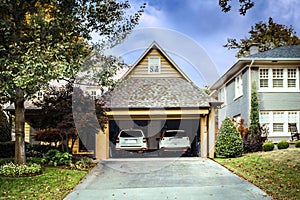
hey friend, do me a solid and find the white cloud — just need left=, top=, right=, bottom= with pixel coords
left=137, top=5, right=167, bottom=28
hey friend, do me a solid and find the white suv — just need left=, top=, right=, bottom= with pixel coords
left=115, top=129, right=148, bottom=152
left=159, top=130, right=191, bottom=153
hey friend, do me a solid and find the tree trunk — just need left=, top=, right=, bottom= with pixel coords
left=14, top=88, right=26, bottom=165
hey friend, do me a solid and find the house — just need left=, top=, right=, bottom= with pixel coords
left=94, top=41, right=220, bottom=159
left=210, top=45, right=300, bottom=142
left=5, top=41, right=220, bottom=159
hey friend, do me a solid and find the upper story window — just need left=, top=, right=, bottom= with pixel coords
left=288, top=69, right=297, bottom=88
left=235, top=74, right=243, bottom=98
left=219, top=87, right=227, bottom=105
left=259, top=69, right=269, bottom=88
left=259, top=68, right=299, bottom=91
left=272, top=69, right=283, bottom=88
left=148, top=56, right=160, bottom=74
left=91, top=90, right=97, bottom=100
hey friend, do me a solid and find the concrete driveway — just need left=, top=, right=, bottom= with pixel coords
left=65, top=157, right=271, bottom=200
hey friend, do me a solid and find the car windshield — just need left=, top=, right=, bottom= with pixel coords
left=163, top=131, right=186, bottom=137
left=120, top=130, right=143, bottom=137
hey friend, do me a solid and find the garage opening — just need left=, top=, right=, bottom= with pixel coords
left=109, top=119, right=200, bottom=158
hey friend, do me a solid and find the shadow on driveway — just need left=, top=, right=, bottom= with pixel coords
left=65, top=157, right=271, bottom=200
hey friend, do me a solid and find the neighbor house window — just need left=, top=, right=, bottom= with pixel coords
left=288, top=111, right=298, bottom=123
left=259, top=69, right=269, bottom=88
left=219, top=87, right=226, bottom=105
left=36, top=91, right=43, bottom=100
left=260, top=111, right=300, bottom=134
left=235, top=74, right=243, bottom=98
left=259, top=68, right=298, bottom=90
left=287, top=69, right=296, bottom=88
left=272, top=69, right=283, bottom=88
left=259, top=112, right=270, bottom=128
left=273, top=111, right=284, bottom=132
left=148, top=56, right=160, bottom=73
left=91, top=90, right=97, bottom=100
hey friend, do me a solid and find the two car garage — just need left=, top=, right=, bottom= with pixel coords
left=108, top=119, right=200, bottom=158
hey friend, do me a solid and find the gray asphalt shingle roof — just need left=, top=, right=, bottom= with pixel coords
left=105, top=77, right=216, bottom=108
left=246, top=45, right=300, bottom=59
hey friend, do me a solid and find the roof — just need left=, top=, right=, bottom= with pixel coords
left=246, top=45, right=300, bottom=59
left=210, top=45, right=300, bottom=90
left=5, top=101, right=41, bottom=111
left=105, top=77, right=217, bottom=108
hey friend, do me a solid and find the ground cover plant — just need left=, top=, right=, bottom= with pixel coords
left=0, top=167, right=87, bottom=199
left=215, top=148, right=300, bottom=200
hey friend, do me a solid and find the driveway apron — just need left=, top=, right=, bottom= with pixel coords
left=65, top=157, right=271, bottom=200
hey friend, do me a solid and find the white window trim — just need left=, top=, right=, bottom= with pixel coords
left=259, top=111, right=300, bottom=137
left=148, top=56, right=161, bottom=74
left=234, top=74, right=243, bottom=99
left=219, top=86, right=227, bottom=106
left=258, top=67, right=299, bottom=92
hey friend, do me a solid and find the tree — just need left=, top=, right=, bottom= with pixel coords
left=219, top=0, right=254, bottom=15
left=224, top=17, right=300, bottom=57
left=216, top=117, right=243, bottom=158
left=33, top=83, right=108, bottom=153
left=0, top=0, right=145, bottom=164
left=0, top=107, right=11, bottom=142
left=243, top=82, right=265, bottom=152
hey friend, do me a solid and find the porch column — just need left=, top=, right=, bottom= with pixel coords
left=95, top=122, right=109, bottom=160
left=208, top=107, right=216, bottom=158
left=200, top=115, right=208, bottom=157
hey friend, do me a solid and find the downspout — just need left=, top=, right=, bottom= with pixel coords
left=248, top=59, right=255, bottom=125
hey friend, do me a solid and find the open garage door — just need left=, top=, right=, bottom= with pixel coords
left=109, top=119, right=200, bottom=158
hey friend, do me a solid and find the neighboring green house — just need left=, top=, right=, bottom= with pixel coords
left=210, top=45, right=300, bottom=142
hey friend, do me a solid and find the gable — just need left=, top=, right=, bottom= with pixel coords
left=128, top=48, right=182, bottom=78
left=122, top=42, right=191, bottom=81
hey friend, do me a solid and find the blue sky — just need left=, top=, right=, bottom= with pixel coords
left=111, top=0, right=300, bottom=86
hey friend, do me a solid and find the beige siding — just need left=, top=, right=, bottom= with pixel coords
left=129, top=49, right=182, bottom=78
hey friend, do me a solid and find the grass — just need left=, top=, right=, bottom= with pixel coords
left=214, top=148, right=300, bottom=200
left=0, top=167, right=87, bottom=199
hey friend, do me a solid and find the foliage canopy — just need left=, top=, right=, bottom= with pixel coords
left=224, top=17, right=300, bottom=57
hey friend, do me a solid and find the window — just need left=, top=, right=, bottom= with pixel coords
left=259, top=68, right=299, bottom=90
left=259, top=112, right=270, bottom=128
left=272, top=69, right=283, bottom=88
left=91, top=91, right=97, bottom=100
left=37, top=91, right=43, bottom=99
left=288, top=111, right=298, bottom=123
left=219, top=87, right=226, bottom=105
left=148, top=57, right=160, bottom=73
left=273, top=111, right=284, bottom=132
left=235, top=74, right=243, bottom=98
left=288, top=69, right=296, bottom=88
left=259, top=69, right=269, bottom=88
left=260, top=111, right=300, bottom=134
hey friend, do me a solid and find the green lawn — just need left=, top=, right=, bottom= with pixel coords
left=214, top=148, right=300, bottom=200
left=0, top=167, right=87, bottom=200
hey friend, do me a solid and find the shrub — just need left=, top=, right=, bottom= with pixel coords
left=262, top=141, right=274, bottom=151
left=0, top=162, right=42, bottom=177
left=277, top=140, right=289, bottom=149
left=75, top=157, right=93, bottom=170
left=41, top=149, right=72, bottom=166
left=295, top=140, right=300, bottom=148
left=26, top=144, right=58, bottom=158
left=216, top=117, right=243, bottom=158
